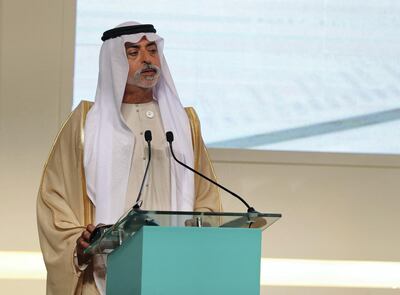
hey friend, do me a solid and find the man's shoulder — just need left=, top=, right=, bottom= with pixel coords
left=74, top=100, right=94, bottom=117
left=184, top=106, right=194, bottom=112
left=184, top=106, right=195, bottom=113
left=184, top=106, right=200, bottom=125
left=183, top=107, right=202, bottom=148
left=64, top=100, right=93, bottom=129
left=54, top=100, right=93, bottom=146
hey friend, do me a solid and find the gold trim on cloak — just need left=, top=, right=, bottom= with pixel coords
left=184, top=107, right=223, bottom=213
left=80, top=101, right=94, bottom=224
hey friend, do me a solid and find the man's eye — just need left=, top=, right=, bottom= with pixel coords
left=128, top=51, right=138, bottom=56
left=148, top=48, right=158, bottom=54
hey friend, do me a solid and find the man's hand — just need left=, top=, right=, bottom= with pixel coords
left=184, top=218, right=211, bottom=227
left=76, top=224, right=95, bottom=266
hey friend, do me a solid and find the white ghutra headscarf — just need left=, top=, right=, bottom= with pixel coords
left=84, top=21, right=195, bottom=225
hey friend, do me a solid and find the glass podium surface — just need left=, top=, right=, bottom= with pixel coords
left=86, top=209, right=282, bottom=254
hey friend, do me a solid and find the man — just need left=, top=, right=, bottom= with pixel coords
left=37, top=21, right=221, bottom=294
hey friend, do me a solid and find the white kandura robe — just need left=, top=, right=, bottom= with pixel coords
left=121, top=100, right=171, bottom=211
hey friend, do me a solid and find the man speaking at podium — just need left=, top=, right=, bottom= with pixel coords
left=37, top=21, right=221, bottom=294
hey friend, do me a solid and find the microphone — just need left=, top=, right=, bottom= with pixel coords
left=165, top=131, right=256, bottom=213
left=133, top=130, right=152, bottom=209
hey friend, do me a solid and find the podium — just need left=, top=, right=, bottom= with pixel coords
left=86, top=210, right=281, bottom=295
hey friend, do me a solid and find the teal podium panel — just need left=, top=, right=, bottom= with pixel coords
left=107, top=226, right=262, bottom=295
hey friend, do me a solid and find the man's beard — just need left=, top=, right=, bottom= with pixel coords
left=127, top=64, right=161, bottom=89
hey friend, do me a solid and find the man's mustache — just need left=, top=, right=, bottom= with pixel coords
left=140, top=64, right=160, bottom=74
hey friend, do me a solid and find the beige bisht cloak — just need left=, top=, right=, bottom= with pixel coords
left=37, top=101, right=221, bottom=295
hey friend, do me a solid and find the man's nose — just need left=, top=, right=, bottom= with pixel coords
left=141, top=51, right=152, bottom=64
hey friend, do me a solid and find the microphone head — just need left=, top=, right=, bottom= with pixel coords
left=166, top=131, right=174, bottom=143
left=144, top=130, right=152, bottom=142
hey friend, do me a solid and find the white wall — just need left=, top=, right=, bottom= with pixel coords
left=213, top=149, right=400, bottom=259
left=211, top=149, right=400, bottom=294
left=0, top=1, right=399, bottom=294
left=0, top=0, right=75, bottom=293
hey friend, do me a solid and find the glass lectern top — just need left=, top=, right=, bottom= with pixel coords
left=85, top=209, right=281, bottom=254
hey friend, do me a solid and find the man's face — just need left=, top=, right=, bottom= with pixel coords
left=125, top=37, right=161, bottom=89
